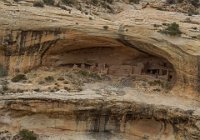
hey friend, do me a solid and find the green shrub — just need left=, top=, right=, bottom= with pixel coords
left=77, top=70, right=102, bottom=80
left=177, top=0, right=184, bottom=3
left=43, top=0, right=54, bottom=5
left=153, top=24, right=161, bottom=28
left=44, top=76, right=54, bottom=82
left=61, top=0, right=74, bottom=5
left=33, top=0, right=44, bottom=7
left=77, top=70, right=90, bottom=77
left=14, top=0, right=21, bottom=2
left=33, top=88, right=40, bottom=92
left=160, top=22, right=182, bottom=36
left=89, top=72, right=102, bottom=80
left=18, top=129, right=37, bottom=140
left=63, top=80, right=69, bottom=84
left=188, top=8, right=199, bottom=16
left=129, top=0, right=140, bottom=4
left=38, top=80, right=45, bottom=85
left=0, top=64, right=6, bottom=77
left=57, top=77, right=65, bottom=81
left=2, top=85, right=9, bottom=91
left=148, top=80, right=164, bottom=87
left=16, top=88, right=25, bottom=93
left=166, top=0, right=199, bottom=7
left=153, top=88, right=161, bottom=92
left=91, top=0, right=98, bottom=5
left=64, top=86, right=70, bottom=91
left=166, top=0, right=176, bottom=4
left=106, top=0, right=114, bottom=4
left=11, top=74, right=27, bottom=82
left=103, top=25, right=109, bottom=30
left=191, top=0, right=199, bottom=7
left=162, top=23, right=169, bottom=26
left=156, top=7, right=166, bottom=11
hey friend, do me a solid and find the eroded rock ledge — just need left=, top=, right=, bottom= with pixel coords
left=0, top=94, right=199, bottom=140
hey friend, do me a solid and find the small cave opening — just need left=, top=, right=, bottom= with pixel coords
left=41, top=36, right=176, bottom=92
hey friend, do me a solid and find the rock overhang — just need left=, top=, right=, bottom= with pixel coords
left=0, top=27, right=199, bottom=94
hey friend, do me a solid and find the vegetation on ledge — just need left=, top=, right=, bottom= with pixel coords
left=160, top=22, right=182, bottom=36
left=18, top=129, right=37, bottom=140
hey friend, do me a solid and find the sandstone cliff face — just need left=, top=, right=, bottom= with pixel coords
left=0, top=3, right=199, bottom=94
left=0, top=0, right=200, bottom=140
left=0, top=95, right=199, bottom=140
left=0, top=30, right=61, bottom=74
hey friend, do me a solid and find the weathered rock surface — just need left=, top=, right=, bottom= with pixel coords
left=0, top=0, right=199, bottom=94
left=0, top=92, right=199, bottom=140
left=0, top=0, right=199, bottom=139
